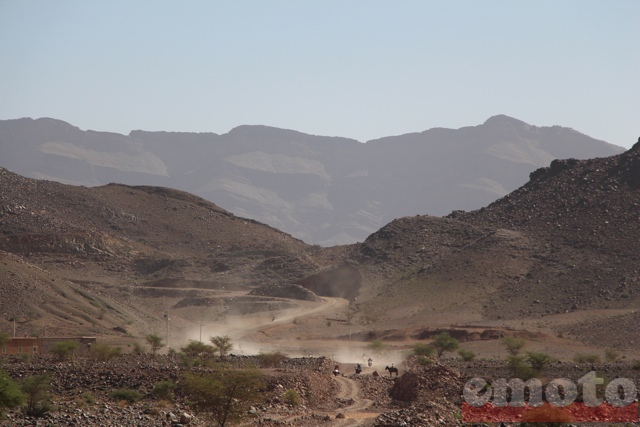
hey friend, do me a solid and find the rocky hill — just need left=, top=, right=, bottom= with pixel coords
left=0, top=115, right=624, bottom=245
left=1, top=139, right=638, bottom=358
left=346, top=140, right=640, bottom=352
left=0, top=167, right=341, bottom=339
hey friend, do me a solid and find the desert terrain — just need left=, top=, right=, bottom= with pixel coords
left=1, top=138, right=639, bottom=425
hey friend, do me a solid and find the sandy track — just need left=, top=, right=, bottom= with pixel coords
left=331, top=375, right=378, bottom=426
left=224, top=296, right=346, bottom=342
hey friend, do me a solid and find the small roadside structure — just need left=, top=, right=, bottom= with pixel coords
left=1, top=336, right=96, bottom=357
left=1, top=337, right=41, bottom=356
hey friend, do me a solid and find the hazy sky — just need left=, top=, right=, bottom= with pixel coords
left=1, top=0, right=638, bottom=148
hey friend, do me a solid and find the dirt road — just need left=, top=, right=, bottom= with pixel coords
left=329, top=375, right=378, bottom=426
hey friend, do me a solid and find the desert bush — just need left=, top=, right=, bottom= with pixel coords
left=146, top=334, right=164, bottom=355
left=110, top=389, right=142, bottom=404
left=507, top=356, right=537, bottom=380
left=413, top=343, right=435, bottom=357
left=132, top=341, right=145, bottom=354
left=153, top=380, right=176, bottom=401
left=283, top=389, right=301, bottom=406
left=525, top=351, right=554, bottom=372
left=256, top=351, right=287, bottom=368
left=0, top=369, right=25, bottom=416
left=183, top=368, right=264, bottom=427
left=181, top=340, right=216, bottom=362
left=210, top=335, right=233, bottom=357
left=81, top=391, right=95, bottom=405
left=50, top=340, right=79, bottom=361
left=604, top=348, right=620, bottom=362
left=458, top=349, right=476, bottom=361
left=502, top=337, right=526, bottom=356
left=89, top=342, right=122, bottom=361
left=415, top=355, right=434, bottom=366
left=21, top=374, right=52, bottom=417
left=431, top=332, right=459, bottom=357
left=573, top=353, right=601, bottom=364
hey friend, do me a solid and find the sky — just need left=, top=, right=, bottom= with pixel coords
left=0, top=0, right=638, bottom=148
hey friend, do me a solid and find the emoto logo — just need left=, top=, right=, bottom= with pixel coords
left=462, top=371, right=638, bottom=423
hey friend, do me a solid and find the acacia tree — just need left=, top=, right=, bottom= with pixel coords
left=183, top=368, right=264, bottom=427
left=21, top=374, right=52, bottom=416
left=431, top=332, right=459, bottom=357
left=502, top=337, right=526, bottom=356
left=210, top=335, right=233, bottom=357
left=146, top=334, right=164, bottom=355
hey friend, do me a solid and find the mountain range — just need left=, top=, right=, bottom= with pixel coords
left=0, top=135, right=638, bottom=357
left=0, top=115, right=624, bottom=245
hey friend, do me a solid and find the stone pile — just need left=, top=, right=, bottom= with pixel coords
left=374, top=361, right=466, bottom=427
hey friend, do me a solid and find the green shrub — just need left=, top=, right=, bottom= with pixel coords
left=0, top=369, right=26, bottom=416
left=146, top=334, right=164, bottom=355
left=283, top=389, right=301, bottom=406
left=50, top=340, right=79, bottom=361
left=604, top=348, right=620, bottom=362
left=21, top=374, right=52, bottom=417
left=89, top=343, right=122, bottom=361
left=181, top=341, right=216, bottom=361
left=81, top=392, right=95, bottom=405
left=210, top=335, right=233, bottom=357
left=256, top=351, right=287, bottom=368
left=183, top=368, right=264, bottom=427
left=526, top=351, right=554, bottom=372
left=507, top=356, right=537, bottom=380
left=153, top=380, right=175, bottom=401
left=110, top=389, right=142, bottom=404
left=458, top=349, right=476, bottom=361
left=415, top=355, right=434, bottom=366
left=502, top=337, right=526, bottom=356
left=413, top=343, right=435, bottom=357
left=431, top=332, right=459, bottom=357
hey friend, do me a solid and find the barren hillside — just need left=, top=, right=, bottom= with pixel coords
left=345, top=140, right=640, bottom=354
left=1, top=140, right=639, bottom=359
left=0, top=167, right=341, bottom=341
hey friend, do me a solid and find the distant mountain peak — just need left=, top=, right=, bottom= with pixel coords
left=483, top=114, right=530, bottom=128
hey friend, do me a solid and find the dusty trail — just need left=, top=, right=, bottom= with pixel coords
left=223, top=296, right=346, bottom=343
left=268, top=374, right=378, bottom=426
left=329, top=375, right=378, bottom=426
left=221, top=296, right=379, bottom=425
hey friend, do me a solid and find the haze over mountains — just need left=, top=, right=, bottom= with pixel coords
left=0, top=115, right=624, bottom=245
left=0, top=137, right=638, bottom=356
